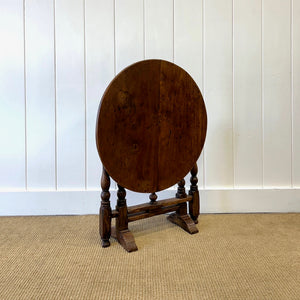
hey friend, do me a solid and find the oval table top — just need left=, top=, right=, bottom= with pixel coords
left=96, top=59, right=207, bottom=193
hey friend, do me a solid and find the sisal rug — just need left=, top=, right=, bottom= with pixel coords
left=0, top=213, right=299, bottom=299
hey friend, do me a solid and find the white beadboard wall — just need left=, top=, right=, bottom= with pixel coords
left=0, top=0, right=299, bottom=215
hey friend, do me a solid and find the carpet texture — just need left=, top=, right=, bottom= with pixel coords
left=0, top=213, right=299, bottom=300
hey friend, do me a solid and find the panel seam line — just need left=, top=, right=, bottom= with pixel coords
left=261, top=0, right=264, bottom=188
left=232, top=0, right=235, bottom=188
left=84, top=0, right=87, bottom=190
left=54, top=0, right=58, bottom=190
left=23, top=0, right=28, bottom=190
left=202, top=0, right=206, bottom=189
left=291, top=0, right=294, bottom=188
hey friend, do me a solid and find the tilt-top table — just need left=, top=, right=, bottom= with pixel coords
left=96, top=59, right=207, bottom=252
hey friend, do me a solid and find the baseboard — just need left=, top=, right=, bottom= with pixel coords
left=0, top=188, right=299, bottom=216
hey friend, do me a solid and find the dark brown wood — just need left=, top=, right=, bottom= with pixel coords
left=149, top=192, right=157, bottom=203
left=112, top=185, right=137, bottom=252
left=127, top=195, right=192, bottom=222
left=128, top=204, right=181, bottom=222
left=96, top=59, right=207, bottom=193
left=96, top=59, right=207, bottom=251
left=167, top=212, right=199, bottom=234
left=111, top=227, right=137, bottom=252
left=127, top=196, right=192, bottom=215
left=111, top=210, right=118, bottom=218
left=189, top=164, right=200, bottom=224
left=176, top=179, right=187, bottom=198
left=167, top=202, right=199, bottom=234
left=116, top=185, right=128, bottom=231
left=99, top=167, right=111, bottom=247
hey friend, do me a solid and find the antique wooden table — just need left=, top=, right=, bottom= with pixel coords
left=96, top=59, right=207, bottom=252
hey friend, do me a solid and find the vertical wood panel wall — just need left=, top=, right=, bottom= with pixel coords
left=25, top=0, right=56, bottom=190
left=0, top=0, right=299, bottom=214
left=0, top=0, right=25, bottom=189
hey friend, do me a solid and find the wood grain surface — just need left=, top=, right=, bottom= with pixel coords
left=96, top=59, right=207, bottom=193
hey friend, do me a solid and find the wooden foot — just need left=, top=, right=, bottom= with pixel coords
left=111, top=227, right=138, bottom=252
left=101, top=239, right=110, bottom=248
left=167, top=213, right=199, bottom=234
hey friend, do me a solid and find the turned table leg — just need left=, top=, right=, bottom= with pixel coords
left=189, top=164, right=200, bottom=224
left=99, top=167, right=112, bottom=247
left=167, top=178, right=198, bottom=234
left=111, top=185, right=138, bottom=252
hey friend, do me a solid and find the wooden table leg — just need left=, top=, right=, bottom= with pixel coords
left=99, top=168, right=112, bottom=247
left=167, top=179, right=198, bottom=234
left=112, top=185, right=138, bottom=252
left=167, top=202, right=198, bottom=234
left=189, top=164, right=200, bottom=224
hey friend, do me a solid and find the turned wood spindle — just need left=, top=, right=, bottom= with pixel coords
left=99, top=167, right=112, bottom=247
left=117, top=184, right=126, bottom=207
left=149, top=192, right=158, bottom=203
left=189, top=164, right=199, bottom=224
left=176, top=179, right=187, bottom=199
left=189, top=164, right=198, bottom=194
left=116, top=185, right=128, bottom=232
